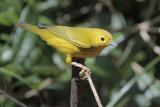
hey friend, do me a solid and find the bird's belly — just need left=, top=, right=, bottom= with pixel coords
left=73, top=46, right=105, bottom=58
left=47, top=38, right=80, bottom=54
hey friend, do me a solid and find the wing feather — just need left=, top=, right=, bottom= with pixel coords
left=42, top=24, right=92, bottom=48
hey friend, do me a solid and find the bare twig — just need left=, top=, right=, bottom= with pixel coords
left=71, top=58, right=84, bottom=107
left=71, top=62, right=103, bottom=107
left=0, top=89, right=28, bottom=107
left=24, top=78, right=52, bottom=98
left=85, top=72, right=103, bottom=107
left=109, top=13, right=160, bottom=33
left=149, top=26, right=160, bottom=33
left=138, top=22, right=160, bottom=56
left=145, top=0, right=157, bottom=20
left=150, top=15, right=160, bottom=25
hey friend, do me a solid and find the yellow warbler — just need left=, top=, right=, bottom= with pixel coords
left=17, top=22, right=117, bottom=64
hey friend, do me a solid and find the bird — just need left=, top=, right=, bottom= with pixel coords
left=17, top=22, right=117, bottom=64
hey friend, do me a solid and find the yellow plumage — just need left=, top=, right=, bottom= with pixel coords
left=17, top=22, right=116, bottom=64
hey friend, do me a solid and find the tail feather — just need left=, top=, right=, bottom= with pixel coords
left=17, top=22, right=60, bottom=43
left=17, top=22, right=45, bottom=35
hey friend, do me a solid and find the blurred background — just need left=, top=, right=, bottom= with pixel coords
left=0, top=0, right=160, bottom=107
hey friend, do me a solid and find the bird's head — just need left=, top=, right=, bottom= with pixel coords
left=92, top=29, right=117, bottom=47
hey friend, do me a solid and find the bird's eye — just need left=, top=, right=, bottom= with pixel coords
left=101, top=37, right=104, bottom=41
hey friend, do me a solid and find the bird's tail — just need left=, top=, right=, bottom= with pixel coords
left=17, top=22, right=45, bottom=35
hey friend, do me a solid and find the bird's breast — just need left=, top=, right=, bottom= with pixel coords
left=72, top=46, right=106, bottom=58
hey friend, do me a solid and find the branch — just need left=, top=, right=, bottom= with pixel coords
left=71, top=62, right=103, bottom=107
left=145, top=0, right=157, bottom=20
left=101, top=0, right=118, bottom=14
left=85, top=72, right=103, bottom=107
left=138, top=21, right=160, bottom=56
left=0, top=89, right=28, bottom=107
left=112, top=15, right=160, bottom=33
left=70, top=58, right=84, bottom=107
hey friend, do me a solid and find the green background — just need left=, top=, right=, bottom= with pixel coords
left=0, top=0, right=160, bottom=107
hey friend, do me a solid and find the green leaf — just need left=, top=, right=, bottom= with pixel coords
left=0, top=67, right=32, bottom=88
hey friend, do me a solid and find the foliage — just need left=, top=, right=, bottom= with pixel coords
left=0, top=0, right=160, bottom=107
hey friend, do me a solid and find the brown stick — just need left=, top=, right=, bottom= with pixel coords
left=71, top=62, right=103, bottom=107
left=70, top=58, right=84, bottom=107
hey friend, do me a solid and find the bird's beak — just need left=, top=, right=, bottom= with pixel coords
left=108, top=42, right=117, bottom=46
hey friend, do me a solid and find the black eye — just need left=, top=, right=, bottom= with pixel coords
left=101, top=37, right=104, bottom=41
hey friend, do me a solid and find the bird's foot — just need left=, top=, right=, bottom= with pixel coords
left=71, top=62, right=92, bottom=80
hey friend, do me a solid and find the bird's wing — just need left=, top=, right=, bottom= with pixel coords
left=41, top=24, right=92, bottom=48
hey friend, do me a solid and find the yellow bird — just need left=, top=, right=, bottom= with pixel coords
left=17, top=22, right=117, bottom=64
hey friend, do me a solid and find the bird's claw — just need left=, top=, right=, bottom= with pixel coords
left=79, top=69, right=92, bottom=80
left=71, top=62, right=92, bottom=80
